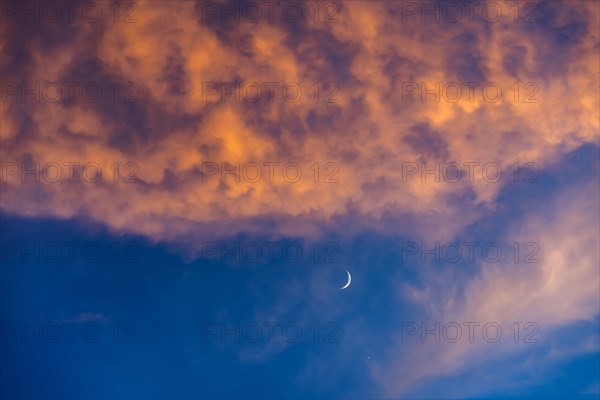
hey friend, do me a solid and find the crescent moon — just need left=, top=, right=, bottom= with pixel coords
left=340, top=270, right=352, bottom=290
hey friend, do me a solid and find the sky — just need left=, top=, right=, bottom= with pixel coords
left=0, top=0, right=599, bottom=398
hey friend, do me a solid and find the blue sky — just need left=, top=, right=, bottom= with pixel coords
left=2, top=144, right=599, bottom=398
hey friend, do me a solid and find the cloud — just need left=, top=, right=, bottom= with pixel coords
left=2, top=1, right=598, bottom=251
left=1, top=3, right=599, bottom=394
left=372, top=179, right=600, bottom=397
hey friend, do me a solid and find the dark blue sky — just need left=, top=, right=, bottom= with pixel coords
left=2, top=144, right=599, bottom=398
